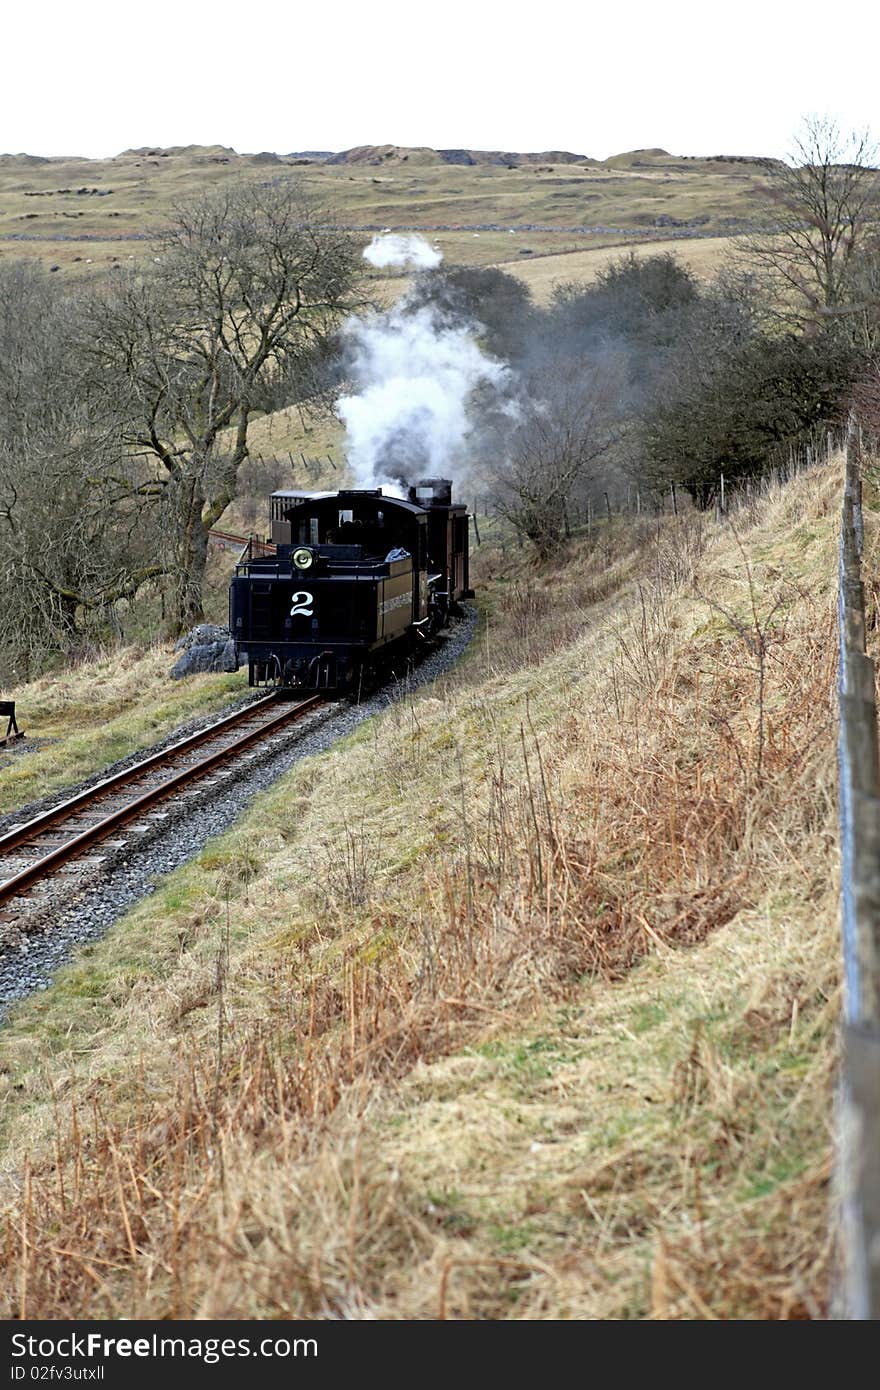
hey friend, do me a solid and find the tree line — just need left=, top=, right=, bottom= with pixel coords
left=408, top=116, right=880, bottom=555
left=0, top=181, right=363, bottom=678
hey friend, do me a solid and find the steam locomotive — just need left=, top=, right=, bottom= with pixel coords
left=229, top=478, right=471, bottom=691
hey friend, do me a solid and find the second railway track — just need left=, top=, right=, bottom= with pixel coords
left=0, top=693, right=323, bottom=919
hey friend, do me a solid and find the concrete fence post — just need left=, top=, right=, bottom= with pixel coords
left=837, top=412, right=880, bottom=1317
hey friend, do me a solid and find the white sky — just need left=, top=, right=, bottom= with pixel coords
left=3, top=0, right=878, bottom=162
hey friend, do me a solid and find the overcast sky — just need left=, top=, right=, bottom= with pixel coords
left=3, top=0, right=878, bottom=162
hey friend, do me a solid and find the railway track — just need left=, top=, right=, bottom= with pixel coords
left=0, top=693, right=323, bottom=920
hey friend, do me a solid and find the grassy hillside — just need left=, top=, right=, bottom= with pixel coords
left=0, top=456, right=852, bottom=1319
left=0, top=144, right=760, bottom=289
left=496, top=232, right=743, bottom=303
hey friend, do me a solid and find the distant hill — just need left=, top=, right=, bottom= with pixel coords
left=0, top=143, right=775, bottom=171
left=290, top=144, right=594, bottom=167
left=119, top=144, right=238, bottom=158
left=440, top=148, right=595, bottom=167
left=0, top=153, right=55, bottom=165
left=604, top=147, right=775, bottom=170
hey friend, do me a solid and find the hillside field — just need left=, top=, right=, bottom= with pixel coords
left=0, top=144, right=760, bottom=293
left=0, top=456, right=856, bottom=1319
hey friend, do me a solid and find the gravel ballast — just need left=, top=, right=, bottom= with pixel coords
left=0, top=608, right=477, bottom=1020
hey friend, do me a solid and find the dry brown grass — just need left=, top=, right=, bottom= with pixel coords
left=0, top=458, right=854, bottom=1319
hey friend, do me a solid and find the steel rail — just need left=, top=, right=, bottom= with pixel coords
left=0, top=694, right=323, bottom=907
left=0, top=694, right=283, bottom=858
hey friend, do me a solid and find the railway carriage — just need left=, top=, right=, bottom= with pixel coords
left=229, top=478, right=471, bottom=692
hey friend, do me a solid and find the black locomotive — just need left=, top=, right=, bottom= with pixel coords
left=229, top=478, right=471, bottom=691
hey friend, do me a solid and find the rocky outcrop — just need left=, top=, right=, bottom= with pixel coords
left=170, top=624, right=238, bottom=680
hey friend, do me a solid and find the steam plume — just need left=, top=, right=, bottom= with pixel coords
left=337, top=300, right=508, bottom=494
left=362, top=233, right=443, bottom=270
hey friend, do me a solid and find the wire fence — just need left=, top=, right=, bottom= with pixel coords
left=468, top=421, right=848, bottom=552
left=836, top=413, right=880, bottom=1319
left=475, top=419, right=880, bottom=1315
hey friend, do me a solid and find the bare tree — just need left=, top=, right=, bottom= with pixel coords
left=0, top=262, right=163, bottom=679
left=491, top=359, right=622, bottom=558
left=80, top=178, right=364, bottom=632
left=852, top=361, right=880, bottom=436
left=844, top=231, right=880, bottom=350
left=0, top=436, right=162, bottom=671
left=738, top=116, right=880, bottom=330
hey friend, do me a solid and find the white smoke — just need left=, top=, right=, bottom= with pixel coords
left=336, top=300, right=509, bottom=494
left=362, top=233, right=443, bottom=270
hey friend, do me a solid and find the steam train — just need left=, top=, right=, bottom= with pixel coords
left=229, top=478, right=472, bottom=691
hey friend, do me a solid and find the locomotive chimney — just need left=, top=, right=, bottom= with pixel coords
left=409, top=477, right=453, bottom=508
